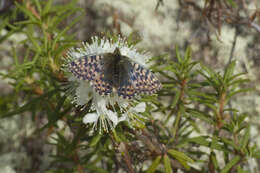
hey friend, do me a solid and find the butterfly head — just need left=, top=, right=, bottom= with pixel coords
left=113, top=47, right=121, bottom=57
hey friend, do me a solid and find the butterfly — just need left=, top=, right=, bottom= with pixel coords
left=68, top=48, right=161, bottom=99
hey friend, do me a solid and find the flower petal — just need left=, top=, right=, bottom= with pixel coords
left=76, top=82, right=92, bottom=105
left=83, top=113, right=99, bottom=124
left=133, top=102, right=146, bottom=113
left=69, top=51, right=83, bottom=59
left=107, top=110, right=118, bottom=125
left=118, top=114, right=128, bottom=123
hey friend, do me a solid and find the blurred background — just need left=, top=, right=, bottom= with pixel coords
left=0, top=0, right=259, bottom=172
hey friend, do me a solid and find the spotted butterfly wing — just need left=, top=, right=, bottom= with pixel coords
left=69, top=55, right=113, bottom=96
left=69, top=48, right=161, bottom=99
left=117, top=58, right=161, bottom=99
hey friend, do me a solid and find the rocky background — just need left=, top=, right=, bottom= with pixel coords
left=0, top=0, right=259, bottom=172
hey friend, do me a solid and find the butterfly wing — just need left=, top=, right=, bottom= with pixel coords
left=117, top=60, right=161, bottom=99
left=69, top=55, right=113, bottom=96
left=69, top=53, right=161, bottom=99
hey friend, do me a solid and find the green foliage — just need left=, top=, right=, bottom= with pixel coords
left=0, top=0, right=258, bottom=173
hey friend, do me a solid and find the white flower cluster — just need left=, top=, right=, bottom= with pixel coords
left=63, top=37, right=149, bottom=132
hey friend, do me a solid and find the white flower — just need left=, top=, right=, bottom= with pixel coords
left=121, top=102, right=147, bottom=122
left=63, top=36, right=150, bottom=132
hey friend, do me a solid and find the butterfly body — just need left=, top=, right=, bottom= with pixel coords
left=69, top=48, right=161, bottom=99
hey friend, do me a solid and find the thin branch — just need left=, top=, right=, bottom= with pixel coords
left=118, top=142, right=135, bottom=173
left=250, top=22, right=260, bottom=33
left=73, top=151, right=85, bottom=173
left=155, top=0, right=164, bottom=11
left=227, top=26, right=239, bottom=67
left=225, top=26, right=239, bottom=118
